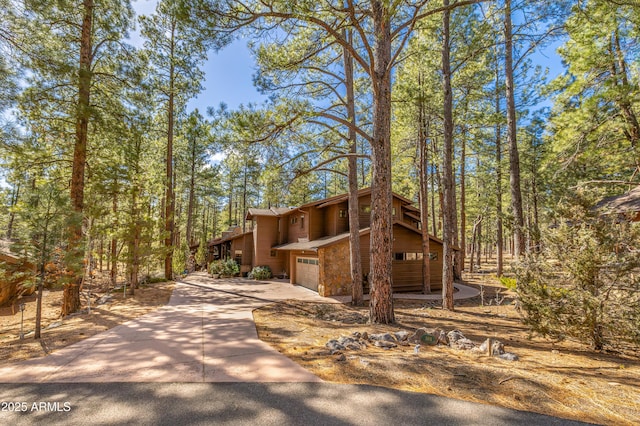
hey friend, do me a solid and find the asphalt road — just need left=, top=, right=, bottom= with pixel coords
left=0, top=383, right=591, bottom=425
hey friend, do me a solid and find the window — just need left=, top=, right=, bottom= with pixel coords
left=270, top=250, right=277, bottom=257
left=360, top=205, right=371, bottom=214
left=429, top=252, right=438, bottom=261
left=392, top=207, right=396, bottom=216
left=339, top=209, right=348, bottom=218
left=300, top=215, right=304, bottom=228
left=291, top=216, right=298, bottom=224
left=297, top=257, right=319, bottom=266
left=394, top=252, right=426, bottom=261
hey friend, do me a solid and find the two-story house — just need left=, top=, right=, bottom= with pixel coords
left=209, top=188, right=446, bottom=297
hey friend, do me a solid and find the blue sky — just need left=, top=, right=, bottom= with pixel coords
left=131, top=0, right=565, bottom=115
left=131, top=0, right=266, bottom=113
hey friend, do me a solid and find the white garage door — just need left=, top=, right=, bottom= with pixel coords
left=295, top=257, right=319, bottom=291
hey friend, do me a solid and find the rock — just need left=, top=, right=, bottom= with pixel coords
left=499, top=352, right=519, bottom=361
left=477, top=338, right=506, bottom=355
left=394, top=330, right=410, bottom=342
left=326, top=340, right=343, bottom=354
left=491, top=340, right=505, bottom=355
left=46, top=321, right=63, bottom=330
left=374, top=340, right=396, bottom=349
left=325, top=335, right=366, bottom=353
left=409, top=328, right=446, bottom=346
left=408, top=328, right=428, bottom=344
left=369, top=333, right=396, bottom=342
left=96, top=295, right=113, bottom=305
left=335, top=354, right=346, bottom=362
left=447, top=330, right=476, bottom=350
left=436, top=329, right=449, bottom=345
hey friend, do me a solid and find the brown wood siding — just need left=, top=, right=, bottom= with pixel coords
left=335, top=202, right=349, bottom=234
left=253, top=216, right=285, bottom=275
left=392, top=261, right=422, bottom=292
left=287, top=211, right=308, bottom=242
left=309, top=206, right=324, bottom=241
left=392, top=198, right=403, bottom=221
left=362, top=226, right=444, bottom=293
left=358, top=194, right=372, bottom=228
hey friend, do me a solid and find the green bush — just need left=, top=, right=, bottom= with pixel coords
left=249, top=266, right=272, bottom=280
left=222, top=259, right=240, bottom=276
left=209, top=260, right=224, bottom=275
left=499, top=276, right=517, bottom=291
left=209, top=259, right=239, bottom=277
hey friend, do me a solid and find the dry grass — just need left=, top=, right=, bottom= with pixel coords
left=0, top=276, right=174, bottom=364
left=253, top=274, right=640, bottom=425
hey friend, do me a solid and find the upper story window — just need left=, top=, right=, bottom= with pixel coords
left=360, top=205, right=371, bottom=214
left=392, top=207, right=396, bottom=216
left=291, top=216, right=298, bottom=225
left=339, top=209, right=348, bottom=218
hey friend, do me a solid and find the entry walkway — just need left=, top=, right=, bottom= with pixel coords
left=0, top=273, right=328, bottom=383
left=329, top=283, right=480, bottom=303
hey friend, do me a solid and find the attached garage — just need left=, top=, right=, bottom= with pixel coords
left=295, top=257, right=319, bottom=291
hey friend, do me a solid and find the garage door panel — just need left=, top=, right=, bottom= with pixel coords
left=296, top=257, right=319, bottom=291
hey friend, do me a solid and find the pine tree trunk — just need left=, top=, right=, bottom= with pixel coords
left=458, top=123, right=466, bottom=275
left=441, top=0, right=455, bottom=311
left=164, top=21, right=176, bottom=280
left=186, top=134, right=197, bottom=245
left=343, top=30, right=363, bottom=306
left=368, top=1, right=394, bottom=324
left=110, top=181, right=118, bottom=287
left=495, top=66, right=504, bottom=276
left=505, top=0, right=525, bottom=260
left=418, top=77, right=431, bottom=294
left=420, top=136, right=431, bottom=294
left=6, top=183, right=19, bottom=239
left=63, top=0, right=93, bottom=316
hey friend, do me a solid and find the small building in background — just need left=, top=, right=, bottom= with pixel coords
left=0, top=240, right=35, bottom=307
left=595, top=185, right=640, bottom=222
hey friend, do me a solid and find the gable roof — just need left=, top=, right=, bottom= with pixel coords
left=207, top=230, right=252, bottom=246
left=246, top=207, right=294, bottom=219
left=247, top=188, right=419, bottom=220
left=274, top=221, right=450, bottom=252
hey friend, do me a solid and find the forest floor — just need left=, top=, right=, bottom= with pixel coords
left=253, top=270, right=640, bottom=425
left=0, top=274, right=174, bottom=364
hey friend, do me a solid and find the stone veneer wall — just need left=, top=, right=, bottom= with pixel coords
left=318, top=241, right=351, bottom=297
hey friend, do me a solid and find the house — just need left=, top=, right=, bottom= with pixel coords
left=594, top=185, right=640, bottom=222
left=209, top=188, right=446, bottom=297
left=0, top=240, right=35, bottom=307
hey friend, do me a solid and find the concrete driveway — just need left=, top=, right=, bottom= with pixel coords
left=0, top=272, right=329, bottom=383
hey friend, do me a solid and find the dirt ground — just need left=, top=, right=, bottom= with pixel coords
left=253, top=273, right=640, bottom=425
left=0, top=275, right=174, bottom=364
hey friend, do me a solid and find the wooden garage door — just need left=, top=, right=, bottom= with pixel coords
left=296, top=257, right=319, bottom=291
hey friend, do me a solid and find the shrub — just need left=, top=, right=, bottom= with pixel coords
left=499, top=276, right=517, bottom=291
left=516, top=196, right=640, bottom=351
left=209, top=260, right=224, bottom=275
left=222, top=259, right=240, bottom=276
left=249, top=266, right=272, bottom=280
